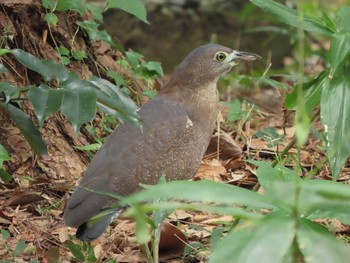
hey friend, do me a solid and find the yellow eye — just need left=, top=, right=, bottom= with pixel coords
left=215, top=52, right=226, bottom=62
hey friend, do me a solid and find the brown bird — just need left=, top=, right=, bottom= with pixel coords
left=64, top=44, right=260, bottom=241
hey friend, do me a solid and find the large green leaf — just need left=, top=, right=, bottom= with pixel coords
left=27, top=84, right=64, bottom=128
left=297, top=219, right=350, bottom=263
left=106, top=0, right=149, bottom=24
left=0, top=103, right=47, bottom=156
left=209, top=213, right=295, bottom=263
left=89, top=76, right=139, bottom=125
left=320, top=67, right=350, bottom=178
left=11, top=49, right=68, bottom=82
left=250, top=0, right=333, bottom=35
left=61, top=74, right=97, bottom=133
left=124, top=180, right=273, bottom=210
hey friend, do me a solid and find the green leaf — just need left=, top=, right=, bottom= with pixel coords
left=1, top=229, right=10, bottom=240
left=225, top=100, right=250, bottom=122
left=56, top=0, right=85, bottom=15
left=144, top=61, right=163, bottom=76
left=86, top=3, right=103, bottom=22
left=0, top=82, right=19, bottom=103
left=72, top=50, right=86, bottom=60
left=328, top=33, right=350, bottom=76
left=106, top=0, right=149, bottom=24
left=89, top=76, right=139, bottom=125
left=57, top=45, right=70, bottom=56
left=320, top=67, right=350, bottom=178
left=142, top=89, right=157, bottom=99
left=0, top=144, right=10, bottom=167
left=299, top=180, right=350, bottom=225
left=106, top=71, right=125, bottom=86
left=125, top=51, right=143, bottom=68
left=44, top=13, right=58, bottom=26
left=0, top=168, right=12, bottom=183
left=77, top=21, right=115, bottom=47
left=209, top=213, right=295, bottom=263
left=11, top=49, right=68, bottom=82
left=336, top=6, right=350, bottom=33
left=255, top=127, right=284, bottom=148
left=0, top=103, right=47, bottom=157
left=65, top=242, right=85, bottom=261
left=0, top=49, right=12, bottom=56
left=42, top=0, right=56, bottom=9
left=61, top=74, right=97, bottom=133
left=27, top=84, right=64, bottom=128
left=74, top=143, right=101, bottom=151
left=124, top=180, right=273, bottom=210
left=61, top=56, right=70, bottom=65
left=0, top=64, right=8, bottom=73
left=285, top=71, right=328, bottom=113
left=250, top=0, right=333, bottom=35
left=14, top=240, right=26, bottom=255
left=297, top=219, right=350, bottom=263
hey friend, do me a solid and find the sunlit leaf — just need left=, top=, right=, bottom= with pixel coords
left=0, top=103, right=47, bottom=157
left=250, top=0, right=333, bottom=35
left=106, top=0, right=149, bottom=24
left=27, top=84, right=64, bottom=128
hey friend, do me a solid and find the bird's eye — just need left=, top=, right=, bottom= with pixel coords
left=215, top=52, right=226, bottom=62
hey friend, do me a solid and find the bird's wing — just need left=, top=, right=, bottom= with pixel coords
left=64, top=98, right=196, bottom=227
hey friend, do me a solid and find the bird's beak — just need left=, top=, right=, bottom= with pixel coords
left=228, top=51, right=261, bottom=66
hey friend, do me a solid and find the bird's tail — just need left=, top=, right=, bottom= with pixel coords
left=76, top=208, right=124, bottom=241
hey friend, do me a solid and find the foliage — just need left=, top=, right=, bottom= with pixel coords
left=121, top=163, right=350, bottom=263
left=252, top=0, right=350, bottom=179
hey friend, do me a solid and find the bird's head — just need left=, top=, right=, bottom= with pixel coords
left=173, top=44, right=261, bottom=88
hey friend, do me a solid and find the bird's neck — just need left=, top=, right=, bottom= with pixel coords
left=158, top=79, right=219, bottom=126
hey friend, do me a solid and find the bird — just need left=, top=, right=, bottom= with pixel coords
left=64, top=44, right=260, bottom=241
